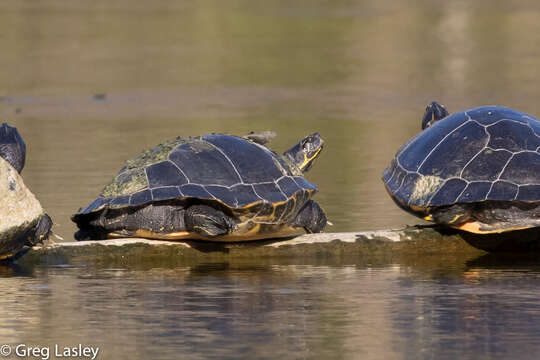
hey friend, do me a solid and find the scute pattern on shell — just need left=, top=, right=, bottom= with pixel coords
left=383, top=106, right=540, bottom=208
left=77, top=134, right=317, bottom=218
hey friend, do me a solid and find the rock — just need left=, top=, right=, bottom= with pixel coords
left=0, top=158, right=51, bottom=259
left=21, top=227, right=488, bottom=267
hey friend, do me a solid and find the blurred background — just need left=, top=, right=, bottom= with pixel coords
left=5, top=2, right=540, bottom=359
left=2, top=0, right=540, bottom=238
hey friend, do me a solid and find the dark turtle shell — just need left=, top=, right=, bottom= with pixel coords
left=75, top=134, right=317, bottom=219
left=383, top=106, right=540, bottom=209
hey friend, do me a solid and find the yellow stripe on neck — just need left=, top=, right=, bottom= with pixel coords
left=299, top=148, right=322, bottom=170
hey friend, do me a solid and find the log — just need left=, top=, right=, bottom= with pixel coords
left=16, top=227, right=495, bottom=267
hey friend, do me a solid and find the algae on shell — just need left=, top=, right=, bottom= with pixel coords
left=409, top=175, right=443, bottom=206
left=101, top=137, right=196, bottom=197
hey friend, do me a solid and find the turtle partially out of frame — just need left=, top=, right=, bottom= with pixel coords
left=383, top=102, right=540, bottom=234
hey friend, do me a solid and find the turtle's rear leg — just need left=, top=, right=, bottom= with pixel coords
left=185, top=205, right=237, bottom=237
left=291, top=200, right=327, bottom=233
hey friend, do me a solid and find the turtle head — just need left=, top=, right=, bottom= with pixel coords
left=421, top=101, right=449, bottom=130
left=0, top=123, right=26, bottom=173
left=284, top=133, right=324, bottom=172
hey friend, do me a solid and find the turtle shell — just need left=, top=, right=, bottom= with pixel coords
left=383, top=106, right=540, bottom=209
left=75, top=134, right=317, bottom=221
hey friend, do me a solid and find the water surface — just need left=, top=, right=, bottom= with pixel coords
left=2, top=255, right=540, bottom=359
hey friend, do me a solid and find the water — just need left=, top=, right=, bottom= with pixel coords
left=3, top=256, right=540, bottom=359
left=2, top=0, right=540, bottom=358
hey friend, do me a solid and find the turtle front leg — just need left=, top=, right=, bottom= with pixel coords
left=291, top=200, right=327, bottom=233
left=185, top=205, right=237, bottom=237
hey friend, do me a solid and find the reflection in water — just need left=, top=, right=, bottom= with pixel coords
left=392, top=257, right=540, bottom=360
left=0, top=257, right=540, bottom=359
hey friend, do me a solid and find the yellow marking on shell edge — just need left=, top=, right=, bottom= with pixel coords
left=197, top=188, right=314, bottom=214
left=108, top=224, right=302, bottom=242
left=451, top=222, right=532, bottom=234
left=0, top=253, right=14, bottom=260
left=109, top=229, right=191, bottom=239
left=423, top=215, right=433, bottom=221
left=409, top=204, right=427, bottom=213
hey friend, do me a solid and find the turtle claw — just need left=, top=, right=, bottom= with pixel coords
left=185, top=205, right=236, bottom=237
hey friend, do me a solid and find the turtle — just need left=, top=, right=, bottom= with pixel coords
left=72, top=132, right=327, bottom=241
left=382, top=101, right=540, bottom=234
left=0, top=123, right=52, bottom=259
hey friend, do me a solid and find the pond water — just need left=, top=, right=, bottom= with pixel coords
left=3, top=255, right=540, bottom=360
left=2, top=0, right=540, bottom=358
